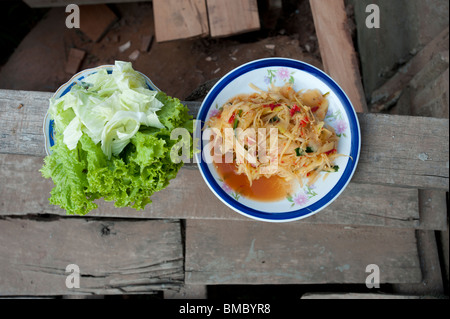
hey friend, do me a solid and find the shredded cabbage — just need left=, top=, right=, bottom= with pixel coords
left=50, top=61, right=165, bottom=159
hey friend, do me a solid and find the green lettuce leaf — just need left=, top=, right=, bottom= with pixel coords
left=41, top=62, right=193, bottom=215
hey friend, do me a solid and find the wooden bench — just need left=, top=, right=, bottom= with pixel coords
left=0, top=88, right=448, bottom=296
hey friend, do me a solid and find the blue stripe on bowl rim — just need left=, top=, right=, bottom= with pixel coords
left=195, top=57, right=361, bottom=222
left=45, top=65, right=159, bottom=151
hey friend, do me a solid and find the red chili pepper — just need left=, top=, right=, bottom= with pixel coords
left=228, top=113, right=235, bottom=124
left=290, top=104, right=301, bottom=116
left=325, top=149, right=337, bottom=155
left=300, top=117, right=309, bottom=127
left=311, top=106, right=319, bottom=113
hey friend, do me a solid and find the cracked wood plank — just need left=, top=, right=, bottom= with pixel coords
left=353, top=113, right=449, bottom=190
left=0, top=217, right=183, bottom=295
left=153, top=0, right=209, bottom=42
left=0, top=153, right=420, bottom=228
left=0, top=90, right=448, bottom=190
left=206, top=0, right=260, bottom=38
left=185, top=219, right=422, bottom=284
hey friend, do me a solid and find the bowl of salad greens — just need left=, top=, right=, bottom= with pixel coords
left=41, top=61, right=193, bottom=215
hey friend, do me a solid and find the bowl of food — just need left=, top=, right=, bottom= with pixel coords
left=194, top=58, right=361, bottom=222
left=42, top=61, right=193, bottom=216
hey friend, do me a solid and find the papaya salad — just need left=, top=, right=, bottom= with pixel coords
left=207, top=83, right=342, bottom=187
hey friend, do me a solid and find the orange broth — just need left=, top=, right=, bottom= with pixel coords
left=214, top=160, right=293, bottom=202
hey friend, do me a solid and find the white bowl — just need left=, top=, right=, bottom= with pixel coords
left=194, top=58, right=361, bottom=222
left=43, top=65, right=159, bottom=156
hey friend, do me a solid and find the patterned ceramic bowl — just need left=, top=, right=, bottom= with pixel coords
left=43, top=65, right=159, bottom=156
left=194, top=58, right=361, bottom=222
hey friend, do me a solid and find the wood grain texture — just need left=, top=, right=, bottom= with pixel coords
left=0, top=218, right=183, bottom=295
left=0, top=153, right=421, bottom=228
left=309, top=0, right=368, bottom=113
left=301, top=293, right=432, bottom=299
left=1, top=91, right=448, bottom=190
left=23, top=0, right=151, bottom=7
left=78, top=4, right=117, bottom=42
left=206, top=0, right=260, bottom=37
left=153, top=0, right=209, bottom=42
left=370, top=27, right=449, bottom=112
left=185, top=219, right=422, bottom=284
left=0, top=89, right=52, bottom=157
left=354, top=113, right=449, bottom=190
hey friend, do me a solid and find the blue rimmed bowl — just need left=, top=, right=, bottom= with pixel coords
left=43, top=65, right=160, bottom=156
left=194, top=58, right=361, bottom=223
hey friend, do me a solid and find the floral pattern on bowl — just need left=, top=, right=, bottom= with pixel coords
left=195, top=58, right=361, bottom=222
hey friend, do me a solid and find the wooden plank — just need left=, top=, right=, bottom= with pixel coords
left=164, top=284, right=207, bottom=299
left=0, top=90, right=53, bottom=157
left=0, top=153, right=421, bottom=228
left=353, top=113, right=449, bottom=190
left=64, top=48, right=86, bottom=74
left=301, top=293, right=436, bottom=299
left=418, top=190, right=448, bottom=231
left=392, top=230, right=445, bottom=296
left=153, top=0, right=209, bottom=42
left=185, top=220, right=422, bottom=284
left=0, top=91, right=448, bottom=190
left=24, top=0, right=150, bottom=7
left=309, top=0, right=368, bottom=113
left=78, top=4, right=117, bottom=42
left=0, top=218, right=183, bottom=295
left=370, top=27, right=449, bottom=112
left=206, top=0, right=260, bottom=38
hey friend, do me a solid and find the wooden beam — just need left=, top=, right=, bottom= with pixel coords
left=0, top=153, right=422, bottom=229
left=309, top=0, right=368, bottom=113
left=1, top=91, right=447, bottom=190
left=206, top=0, right=260, bottom=38
left=301, top=293, right=435, bottom=299
left=0, top=218, right=183, bottom=295
left=78, top=4, right=117, bottom=42
left=370, top=27, right=449, bottom=113
left=185, top=219, right=422, bottom=284
left=153, top=0, right=209, bottom=42
left=23, top=0, right=151, bottom=7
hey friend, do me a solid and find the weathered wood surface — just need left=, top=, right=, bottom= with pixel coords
left=0, top=153, right=422, bottom=229
left=23, top=0, right=151, bottom=7
left=354, top=113, right=449, bottom=190
left=78, top=4, right=118, bottom=43
left=301, top=293, right=437, bottom=299
left=370, top=27, right=449, bottom=113
left=392, top=229, right=445, bottom=296
left=1, top=90, right=448, bottom=191
left=185, top=219, right=422, bottom=284
left=206, top=0, right=260, bottom=38
left=153, top=0, right=209, bottom=42
left=418, top=190, right=448, bottom=230
left=309, top=0, right=368, bottom=113
left=0, top=218, right=183, bottom=295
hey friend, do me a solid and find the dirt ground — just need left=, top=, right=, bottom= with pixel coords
left=0, top=1, right=322, bottom=100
